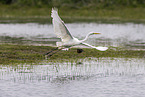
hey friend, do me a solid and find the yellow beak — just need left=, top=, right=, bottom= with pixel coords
left=93, top=32, right=101, bottom=34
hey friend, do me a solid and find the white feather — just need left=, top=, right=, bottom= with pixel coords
left=51, top=8, right=73, bottom=42
left=51, top=8, right=108, bottom=51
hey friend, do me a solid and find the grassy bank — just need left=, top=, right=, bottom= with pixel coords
left=0, top=44, right=144, bottom=65
left=0, top=4, right=145, bottom=23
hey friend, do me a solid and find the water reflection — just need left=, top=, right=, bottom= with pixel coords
left=1, top=58, right=145, bottom=83
left=1, top=58, right=145, bottom=97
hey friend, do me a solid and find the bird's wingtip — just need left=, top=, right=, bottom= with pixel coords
left=52, top=7, right=58, bottom=12
left=51, top=7, right=58, bottom=18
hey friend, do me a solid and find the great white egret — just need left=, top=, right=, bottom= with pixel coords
left=48, top=8, right=108, bottom=56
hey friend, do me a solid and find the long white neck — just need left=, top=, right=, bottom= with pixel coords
left=80, top=33, right=92, bottom=42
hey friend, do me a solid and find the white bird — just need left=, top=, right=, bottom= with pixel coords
left=51, top=8, right=108, bottom=51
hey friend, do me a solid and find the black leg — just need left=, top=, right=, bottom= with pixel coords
left=47, top=49, right=61, bottom=57
left=45, top=47, right=58, bottom=55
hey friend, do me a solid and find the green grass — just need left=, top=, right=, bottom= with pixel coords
left=0, top=4, right=145, bottom=23
left=0, top=44, right=144, bottom=65
left=0, top=44, right=52, bottom=65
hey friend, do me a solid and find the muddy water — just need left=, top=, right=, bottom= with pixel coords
left=0, top=23, right=145, bottom=48
left=0, top=58, right=145, bottom=97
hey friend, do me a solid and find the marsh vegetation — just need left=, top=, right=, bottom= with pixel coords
left=0, top=22, right=144, bottom=65
left=0, top=44, right=144, bottom=65
left=0, top=0, right=145, bottom=23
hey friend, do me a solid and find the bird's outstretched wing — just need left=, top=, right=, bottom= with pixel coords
left=81, top=42, right=108, bottom=51
left=51, top=8, right=73, bottom=42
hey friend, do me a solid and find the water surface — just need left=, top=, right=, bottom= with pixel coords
left=0, top=58, right=145, bottom=97
left=0, top=23, right=145, bottom=49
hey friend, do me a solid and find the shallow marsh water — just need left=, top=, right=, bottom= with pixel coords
left=0, top=23, right=145, bottom=49
left=0, top=58, right=145, bottom=97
